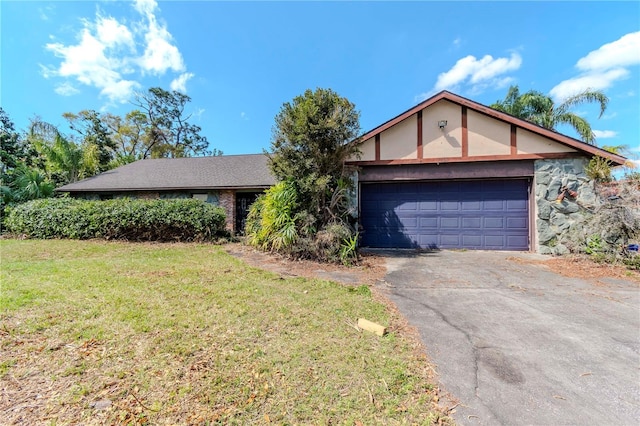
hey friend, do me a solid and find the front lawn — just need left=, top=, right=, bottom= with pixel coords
left=0, top=240, right=447, bottom=424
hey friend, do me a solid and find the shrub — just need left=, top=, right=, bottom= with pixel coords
left=245, top=181, right=300, bottom=251
left=245, top=182, right=359, bottom=264
left=3, top=197, right=226, bottom=242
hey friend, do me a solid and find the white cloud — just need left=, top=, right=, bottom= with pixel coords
left=96, top=16, right=135, bottom=49
left=170, top=72, right=193, bottom=92
left=43, top=0, right=191, bottom=105
left=577, top=32, right=640, bottom=71
left=593, top=130, right=618, bottom=139
left=550, top=31, right=640, bottom=101
left=134, top=0, right=157, bottom=15
left=135, top=0, right=185, bottom=75
left=549, top=68, right=629, bottom=101
left=417, top=52, right=521, bottom=101
left=54, top=81, right=80, bottom=96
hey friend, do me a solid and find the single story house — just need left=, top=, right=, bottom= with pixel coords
left=57, top=154, right=276, bottom=233
left=58, top=91, right=626, bottom=253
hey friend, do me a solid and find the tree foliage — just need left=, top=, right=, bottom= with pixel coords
left=269, top=88, right=361, bottom=226
left=1, top=108, right=37, bottom=184
left=133, top=87, right=220, bottom=158
left=1, top=110, right=52, bottom=211
left=102, top=110, right=151, bottom=166
left=247, top=88, right=361, bottom=264
left=491, top=85, right=608, bottom=144
left=28, top=120, right=98, bottom=185
left=64, top=110, right=117, bottom=171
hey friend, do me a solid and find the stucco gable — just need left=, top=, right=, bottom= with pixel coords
left=349, top=91, right=625, bottom=166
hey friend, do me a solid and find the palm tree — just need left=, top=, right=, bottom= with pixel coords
left=11, top=165, right=54, bottom=202
left=29, top=120, right=99, bottom=184
left=492, top=85, right=608, bottom=145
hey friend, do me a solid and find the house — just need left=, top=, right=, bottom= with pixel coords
left=56, top=154, right=276, bottom=233
left=57, top=91, right=625, bottom=253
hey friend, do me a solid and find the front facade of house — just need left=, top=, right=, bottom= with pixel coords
left=57, top=92, right=625, bottom=252
left=347, top=91, right=625, bottom=254
left=57, top=154, right=276, bottom=234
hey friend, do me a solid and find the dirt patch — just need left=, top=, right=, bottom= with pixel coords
left=224, top=242, right=388, bottom=286
left=508, top=254, right=640, bottom=283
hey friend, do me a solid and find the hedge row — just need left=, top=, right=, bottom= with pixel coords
left=3, top=197, right=227, bottom=241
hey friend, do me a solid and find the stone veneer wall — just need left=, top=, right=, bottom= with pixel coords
left=534, top=158, right=598, bottom=255
left=218, top=190, right=236, bottom=232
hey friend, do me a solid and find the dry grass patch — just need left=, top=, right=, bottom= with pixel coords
left=1, top=240, right=448, bottom=425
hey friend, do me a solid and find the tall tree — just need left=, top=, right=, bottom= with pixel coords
left=132, top=87, right=219, bottom=158
left=1, top=110, right=55, bottom=208
left=269, top=87, right=361, bottom=226
left=491, top=85, right=608, bottom=144
left=1, top=108, right=37, bottom=184
left=64, top=110, right=117, bottom=172
left=102, top=110, right=151, bottom=165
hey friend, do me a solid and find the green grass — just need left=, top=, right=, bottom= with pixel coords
left=0, top=239, right=447, bottom=425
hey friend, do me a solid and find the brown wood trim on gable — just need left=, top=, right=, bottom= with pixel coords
left=375, top=134, right=381, bottom=161
left=461, top=106, right=468, bottom=158
left=511, top=124, right=517, bottom=156
left=356, top=91, right=626, bottom=166
left=417, top=110, right=423, bottom=159
left=347, top=151, right=584, bottom=166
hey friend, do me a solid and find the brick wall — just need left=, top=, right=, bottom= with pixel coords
left=218, top=190, right=236, bottom=232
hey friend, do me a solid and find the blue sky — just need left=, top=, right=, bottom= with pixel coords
left=2, top=1, right=639, bottom=166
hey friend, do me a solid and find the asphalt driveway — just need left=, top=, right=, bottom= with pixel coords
left=376, top=250, right=640, bottom=425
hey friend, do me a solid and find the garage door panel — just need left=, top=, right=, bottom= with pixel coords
left=462, top=200, right=482, bottom=210
left=507, top=217, right=528, bottom=229
left=419, top=200, right=438, bottom=210
left=399, top=202, right=418, bottom=211
left=441, top=201, right=459, bottom=210
left=419, top=217, right=438, bottom=228
left=462, top=217, right=482, bottom=228
left=462, top=235, right=483, bottom=246
left=360, top=179, right=529, bottom=250
left=441, top=217, right=460, bottom=228
left=484, top=217, right=505, bottom=228
left=483, top=200, right=505, bottom=210
left=507, top=199, right=528, bottom=210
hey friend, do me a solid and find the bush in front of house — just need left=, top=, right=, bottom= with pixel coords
left=4, top=197, right=227, bottom=241
left=245, top=181, right=358, bottom=264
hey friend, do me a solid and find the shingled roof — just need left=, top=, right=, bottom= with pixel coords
left=57, top=154, right=276, bottom=192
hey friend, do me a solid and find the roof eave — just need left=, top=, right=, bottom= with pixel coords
left=56, top=184, right=274, bottom=193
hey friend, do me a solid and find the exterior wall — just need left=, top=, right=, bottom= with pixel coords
left=356, top=137, right=376, bottom=161
left=218, top=190, right=236, bottom=232
left=534, top=158, right=597, bottom=255
left=350, top=99, right=595, bottom=165
left=136, top=191, right=160, bottom=199
left=518, top=128, right=577, bottom=154
left=423, top=100, right=462, bottom=158
left=380, top=114, right=418, bottom=160
left=467, top=110, right=510, bottom=156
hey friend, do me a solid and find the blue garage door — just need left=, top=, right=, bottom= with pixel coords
left=360, top=180, right=529, bottom=250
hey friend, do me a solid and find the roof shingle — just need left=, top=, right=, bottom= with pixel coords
left=57, top=154, right=276, bottom=192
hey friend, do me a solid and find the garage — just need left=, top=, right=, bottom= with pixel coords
left=347, top=91, right=626, bottom=253
left=359, top=179, right=530, bottom=250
